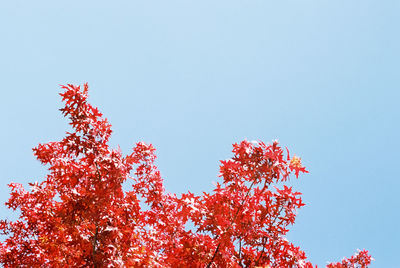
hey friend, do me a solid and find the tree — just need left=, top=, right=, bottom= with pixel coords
left=0, top=84, right=372, bottom=267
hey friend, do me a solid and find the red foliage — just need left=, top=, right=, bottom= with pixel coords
left=0, top=84, right=372, bottom=267
left=327, top=249, right=373, bottom=268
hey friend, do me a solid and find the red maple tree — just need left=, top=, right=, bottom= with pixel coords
left=0, top=84, right=372, bottom=267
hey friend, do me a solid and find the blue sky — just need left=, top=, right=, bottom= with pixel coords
left=0, top=1, right=398, bottom=266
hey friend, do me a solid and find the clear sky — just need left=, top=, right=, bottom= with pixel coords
left=0, top=1, right=398, bottom=267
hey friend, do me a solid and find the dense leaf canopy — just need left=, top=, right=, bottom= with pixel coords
left=0, top=84, right=372, bottom=267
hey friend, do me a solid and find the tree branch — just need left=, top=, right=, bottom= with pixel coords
left=206, top=174, right=259, bottom=267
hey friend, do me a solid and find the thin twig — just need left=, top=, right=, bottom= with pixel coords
left=92, top=225, right=99, bottom=268
left=239, top=237, right=243, bottom=267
